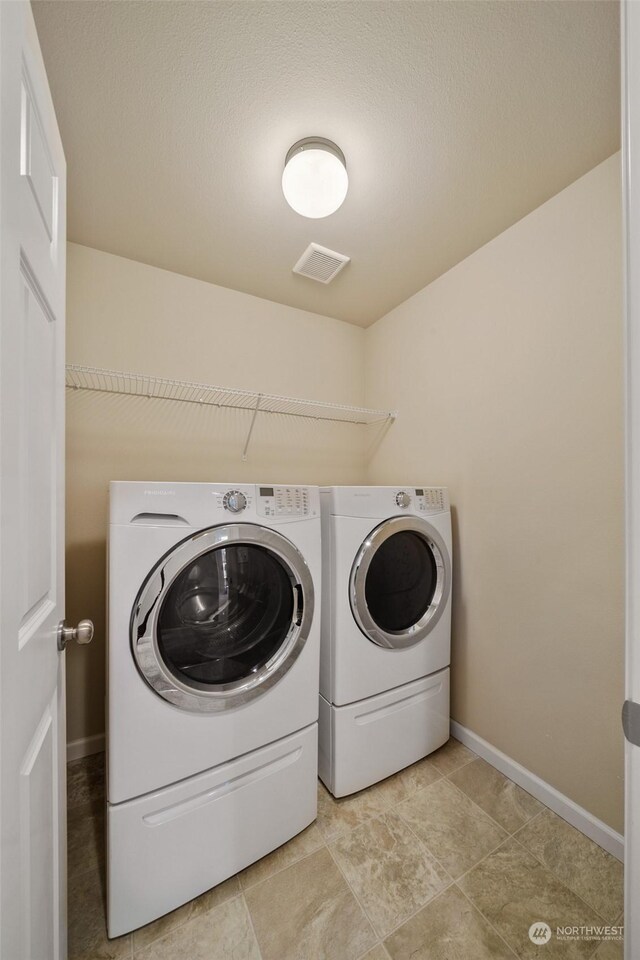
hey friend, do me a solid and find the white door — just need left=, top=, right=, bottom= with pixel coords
left=624, top=2, right=640, bottom=957
left=0, top=2, right=70, bottom=958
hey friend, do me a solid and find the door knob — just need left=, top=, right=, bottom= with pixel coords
left=57, top=619, right=94, bottom=651
left=623, top=699, right=640, bottom=747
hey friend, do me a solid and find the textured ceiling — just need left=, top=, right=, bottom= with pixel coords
left=32, top=0, right=620, bottom=327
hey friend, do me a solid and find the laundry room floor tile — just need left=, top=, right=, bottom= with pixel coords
left=244, top=846, right=377, bottom=960
left=368, top=770, right=414, bottom=807
left=591, top=933, right=624, bottom=959
left=449, top=757, right=544, bottom=833
left=383, top=884, right=515, bottom=960
left=515, top=809, right=624, bottom=922
left=131, top=875, right=241, bottom=952
left=67, top=800, right=105, bottom=880
left=132, top=900, right=193, bottom=954
left=359, top=946, right=391, bottom=960
left=316, top=779, right=397, bottom=842
left=329, top=811, right=450, bottom=938
left=395, top=754, right=443, bottom=796
left=67, top=863, right=132, bottom=960
left=428, top=737, right=477, bottom=776
left=238, top=822, right=325, bottom=890
left=134, top=895, right=260, bottom=960
left=397, top=777, right=507, bottom=878
left=458, top=837, right=607, bottom=958
left=67, top=751, right=105, bottom=809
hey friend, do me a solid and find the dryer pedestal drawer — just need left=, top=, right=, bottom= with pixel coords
left=107, top=723, right=317, bottom=938
left=319, top=669, right=449, bottom=797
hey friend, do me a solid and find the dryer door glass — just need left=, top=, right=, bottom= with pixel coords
left=364, top=531, right=437, bottom=632
left=349, top=516, right=451, bottom=650
left=156, top=544, right=295, bottom=688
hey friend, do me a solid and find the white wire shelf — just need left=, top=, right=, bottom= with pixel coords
left=65, top=364, right=396, bottom=460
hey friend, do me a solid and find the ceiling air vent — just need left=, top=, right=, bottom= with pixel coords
left=293, top=243, right=350, bottom=284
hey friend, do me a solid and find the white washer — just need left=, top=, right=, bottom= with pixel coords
left=107, top=481, right=321, bottom=937
left=319, top=485, right=452, bottom=797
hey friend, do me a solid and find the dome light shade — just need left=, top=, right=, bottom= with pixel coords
left=282, top=138, right=348, bottom=219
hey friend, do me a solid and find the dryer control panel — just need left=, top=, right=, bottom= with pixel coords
left=257, top=485, right=312, bottom=517
left=388, top=487, right=448, bottom=514
left=321, top=486, right=449, bottom=518
left=413, top=488, right=447, bottom=513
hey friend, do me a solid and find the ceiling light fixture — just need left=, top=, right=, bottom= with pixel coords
left=282, top=138, right=348, bottom=219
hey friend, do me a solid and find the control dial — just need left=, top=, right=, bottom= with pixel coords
left=395, top=491, right=411, bottom=509
left=223, top=490, right=247, bottom=513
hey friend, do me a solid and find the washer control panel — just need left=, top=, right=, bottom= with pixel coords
left=257, top=485, right=313, bottom=517
left=213, top=487, right=254, bottom=513
left=223, top=490, right=247, bottom=513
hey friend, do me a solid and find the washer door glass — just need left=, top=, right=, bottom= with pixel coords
left=132, top=523, right=314, bottom=713
left=364, top=531, right=437, bottom=632
left=350, top=516, right=451, bottom=649
left=157, top=544, right=294, bottom=688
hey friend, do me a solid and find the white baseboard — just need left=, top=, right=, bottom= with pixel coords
left=67, top=733, right=105, bottom=763
left=450, top=720, right=624, bottom=863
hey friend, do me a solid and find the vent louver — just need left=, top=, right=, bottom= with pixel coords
left=292, top=243, right=350, bottom=284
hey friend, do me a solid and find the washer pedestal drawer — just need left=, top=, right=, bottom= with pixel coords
left=319, top=669, right=449, bottom=797
left=107, top=723, right=317, bottom=938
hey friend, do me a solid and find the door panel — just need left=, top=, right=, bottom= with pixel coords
left=21, top=69, right=58, bottom=242
left=0, top=3, right=67, bottom=958
left=19, top=268, right=56, bottom=642
left=19, top=697, right=59, bottom=959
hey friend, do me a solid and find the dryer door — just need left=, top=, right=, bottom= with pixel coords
left=349, top=516, right=451, bottom=649
left=131, top=523, right=314, bottom=712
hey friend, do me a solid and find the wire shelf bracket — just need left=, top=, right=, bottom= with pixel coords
left=65, top=364, right=397, bottom=460
left=241, top=394, right=262, bottom=462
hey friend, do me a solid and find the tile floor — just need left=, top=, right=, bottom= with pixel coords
left=67, top=739, right=624, bottom=959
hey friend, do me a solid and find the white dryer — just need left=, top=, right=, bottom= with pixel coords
left=107, top=482, right=320, bottom=937
left=319, top=486, right=452, bottom=797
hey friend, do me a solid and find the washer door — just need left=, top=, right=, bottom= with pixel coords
left=131, top=523, right=314, bottom=712
left=349, top=516, right=451, bottom=649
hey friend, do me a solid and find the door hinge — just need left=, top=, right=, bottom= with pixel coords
left=622, top=699, right=640, bottom=747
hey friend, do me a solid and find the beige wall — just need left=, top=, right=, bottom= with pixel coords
left=365, top=154, right=624, bottom=831
left=65, top=243, right=366, bottom=746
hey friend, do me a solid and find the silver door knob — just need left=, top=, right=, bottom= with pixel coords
left=57, top=619, right=94, bottom=651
